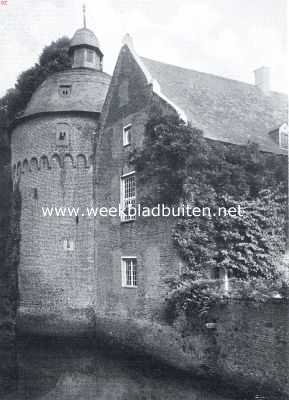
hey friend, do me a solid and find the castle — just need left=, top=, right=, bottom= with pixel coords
left=11, top=19, right=288, bottom=331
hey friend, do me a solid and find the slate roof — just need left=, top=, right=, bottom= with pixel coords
left=22, top=69, right=111, bottom=118
left=70, top=28, right=101, bottom=50
left=141, top=57, right=288, bottom=154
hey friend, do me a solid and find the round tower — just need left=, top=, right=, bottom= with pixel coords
left=11, top=20, right=110, bottom=331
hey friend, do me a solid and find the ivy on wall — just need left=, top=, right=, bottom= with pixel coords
left=130, top=112, right=288, bottom=317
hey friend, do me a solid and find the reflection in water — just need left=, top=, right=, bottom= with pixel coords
left=1, top=337, right=240, bottom=400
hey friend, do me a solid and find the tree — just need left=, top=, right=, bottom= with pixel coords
left=0, top=36, right=71, bottom=128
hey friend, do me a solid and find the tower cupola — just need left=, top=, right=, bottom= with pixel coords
left=69, top=5, right=103, bottom=71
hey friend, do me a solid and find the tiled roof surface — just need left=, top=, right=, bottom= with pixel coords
left=22, top=69, right=111, bottom=118
left=70, top=28, right=100, bottom=49
left=141, top=57, right=288, bottom=153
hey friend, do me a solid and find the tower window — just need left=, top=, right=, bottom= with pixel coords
left=120, top=172, right=136, bottom=222
left=64, top=239, right=74, bottom=251
left=59, top=85, right=72, bottom=97
left=123, top=124, right=132, bottom=146
left=279, top=123, right=288, bottom=150
left=56, top=123, right=70, bottom=146
left=121, top=257, right=137, bottom=287
left=32, top=188, right=38, bottom=200
left=87, top=49, right=94, bottom=63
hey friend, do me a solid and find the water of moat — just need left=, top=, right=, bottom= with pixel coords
left=0, top=337, right=265, bottom=400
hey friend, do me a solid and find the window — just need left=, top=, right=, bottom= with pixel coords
left=120, top=172, right=136, bottom=221
left=118, top=79, right=129, bottom=107
left=123, top=124, right=132, bottom=146
left=279, top=123, right=289, bottom=150
left=59, top=85, right=72, bottom=97
left=56, top=123, right=69, bottom=146
left=87, top=49, right=94, bottom=63
left=121, top=257, right=137, bottom=287
left=211, top=267, right=230, bottom=293
left=32, top=188, right=38, bottom=200
left=63, top=239, right=74, bottom=251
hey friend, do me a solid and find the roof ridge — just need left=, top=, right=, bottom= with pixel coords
left=140, top=56, right=287, bottom=97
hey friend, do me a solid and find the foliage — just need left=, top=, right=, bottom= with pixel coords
left=165, top=277, right=287, bottom=322
left=0, top=36, right=71, bottom=127
left=173, top=190, right=286, bottom=281
left=130, top=111, right=288, bottom=318
left=129, top=114, right=208, bottom=206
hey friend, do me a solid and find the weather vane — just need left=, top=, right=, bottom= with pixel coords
left=83, top=4, right=87, bottom=28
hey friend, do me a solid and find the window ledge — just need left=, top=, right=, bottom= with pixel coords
left=121, top=285, right=138, bottom=289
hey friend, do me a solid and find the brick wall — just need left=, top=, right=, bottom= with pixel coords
left=94, top=46, right=181, bottom=319
left=11, top=114, right=97, bottom=313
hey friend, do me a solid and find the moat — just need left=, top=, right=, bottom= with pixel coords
left=0, top=337, right=259, bottom=400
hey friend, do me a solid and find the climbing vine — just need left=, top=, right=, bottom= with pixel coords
left=130, top=111, right=288, bottom=318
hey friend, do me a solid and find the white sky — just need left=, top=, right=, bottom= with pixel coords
left=0, top=0, right=287, bottom=97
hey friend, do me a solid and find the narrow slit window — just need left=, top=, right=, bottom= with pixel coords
left=33, top=188, right=38, bottom=200
left=64, top=239, right=74, bottom=251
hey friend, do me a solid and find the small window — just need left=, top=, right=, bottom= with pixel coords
left=121, top=257, right=137, bottom=287
left=32, top=188, right=38, bottom=200
left=87, top=49, right=94, bottom=63
left=120, top=172, right=136, bottom=221
left=279, top=123, right=288, bottom=150
left=64, top=239, right=74, bottom=251
left=118, top=79, right=129, bottom=107
left=123, top=124, right=132, bottom=146
left=59, top=85, right=72, bottom=97
left=56, top=123, right=69, bottom=146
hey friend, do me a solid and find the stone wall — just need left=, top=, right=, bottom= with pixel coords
left=11, top=114, right=97, bottom=315
left=212, top=299, right=289, bottom=396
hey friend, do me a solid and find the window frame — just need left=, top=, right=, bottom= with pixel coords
left=123, top=124, right=132, bottom=147
left=279, top=124, right=289, bottom=150
left=86, top=49, right=94, bottom=63
left=58, top=85, right=72, bottom=97
left=56, top=123, right=70, bottom=146
left=63, top=238, right=74, bottom=251
left=120, top=171, right=136, bottom=222
left=121, top=257, right=137, bottom=288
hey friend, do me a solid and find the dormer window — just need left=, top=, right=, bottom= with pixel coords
left=59, top=85, right=72, bottom=97
left=56, top=123, right=70, bottom=146
left=279, top=123, right=288, bottom=150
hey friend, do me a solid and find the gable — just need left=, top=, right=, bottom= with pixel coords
left=102, top=46, right=152, bottom=127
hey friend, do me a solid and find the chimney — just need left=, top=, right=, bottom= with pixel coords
left=254, top=66, right=270, bottom=93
